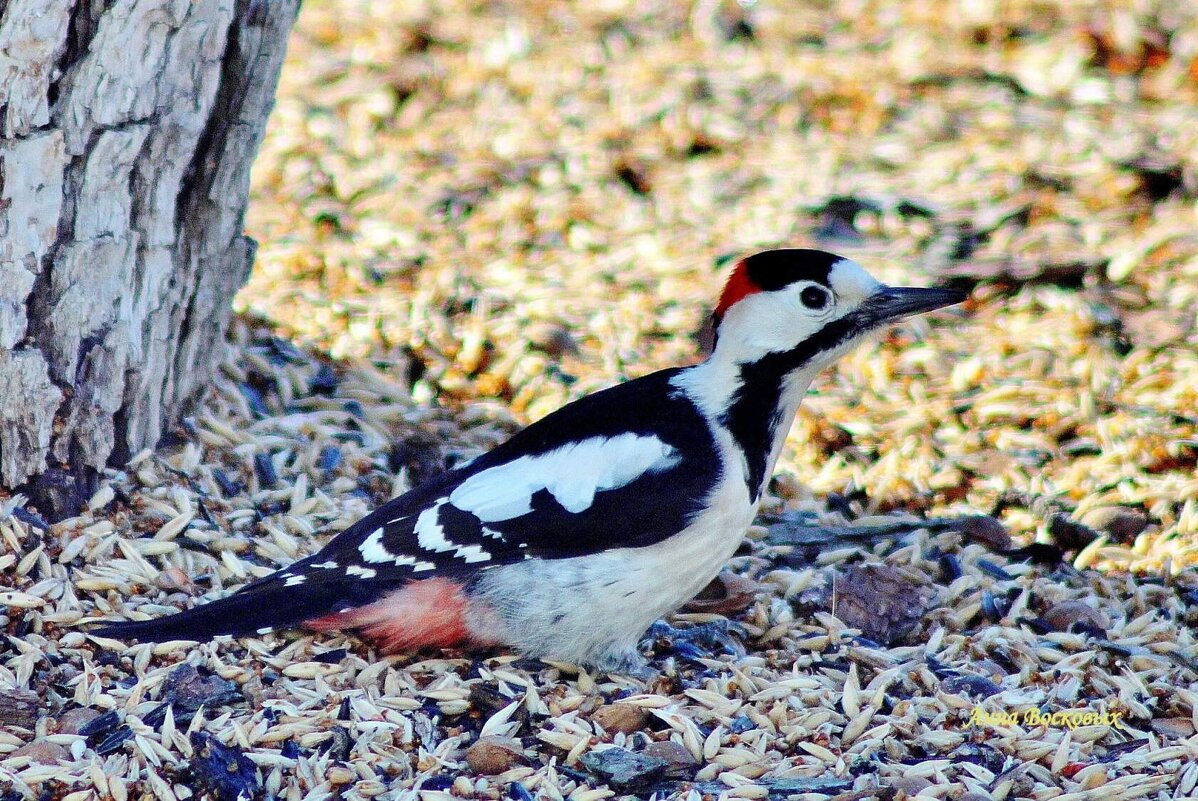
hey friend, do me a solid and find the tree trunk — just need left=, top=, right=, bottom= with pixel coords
left=0, top=0, right=299, bottom=517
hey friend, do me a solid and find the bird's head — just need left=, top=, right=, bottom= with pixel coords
left=710, top=249, right=966, bottom=368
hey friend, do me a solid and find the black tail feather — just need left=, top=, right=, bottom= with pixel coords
left=88, top=580, right=353, bottom=643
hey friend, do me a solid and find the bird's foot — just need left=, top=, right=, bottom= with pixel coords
left=641, top=619, right=748, bottom=662
left=590, top=648, right=656, bottom=681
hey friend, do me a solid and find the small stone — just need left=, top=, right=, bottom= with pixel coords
left=830, top=564, right=934, bottom=645
left=54, top=706, right=103, bottom=735
left=579, top=747, right=668, bottom=792
left=764, top=776, right=854, bottom=796
left=940, top=673, right=1002, bottom=699
left=526, top=321, right=580, bottom=359
left=1079, top=506, right=1149, bottom=544
left=592, top=703, right=648, bottom=735
left=643, top=740, right=699, bottom=779
left=161, top=664, right=243, bottom=713
left=682, top=570, right=758, bottom=616
left=954, top=515, right=1012, bottom=550
left=11, top=739, right=68, bottom=765
left=1149, top=717, right=1195, bottom=739
left=26, top=467, right=85, bottom=522
left=0, top=689, right=40, bottom=729
left=240, top=675, right=267, bottom=706
left=1043, top=600, right=1110, bottom=633
left=45, top=663, right=80, bottom=688
left=465, top=736, right=528, bottom=775
left=1048, top=514, right=1101, bottom=551
left=887, top=776, right=932, bottom=796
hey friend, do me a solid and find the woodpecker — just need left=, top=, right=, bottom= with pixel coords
left=93, top=249, right=965, bottom=674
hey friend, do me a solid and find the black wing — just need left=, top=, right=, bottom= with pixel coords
left=297, top=366, right=723, bottom=572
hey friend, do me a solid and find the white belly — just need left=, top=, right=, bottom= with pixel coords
left=466, top=471, right=755, bottom=669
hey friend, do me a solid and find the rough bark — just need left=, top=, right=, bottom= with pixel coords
left=0, top=0, right=299, bottom=515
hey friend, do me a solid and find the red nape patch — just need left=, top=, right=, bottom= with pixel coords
left=714, top=259, right=760, bottom=319
left=305, top=578, right=488, bottom=653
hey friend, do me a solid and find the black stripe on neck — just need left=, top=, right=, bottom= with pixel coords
left=719, top=313, right=861, bottom=499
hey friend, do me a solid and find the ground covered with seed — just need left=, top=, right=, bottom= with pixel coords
left=4, top=1, right=1198, bottom=799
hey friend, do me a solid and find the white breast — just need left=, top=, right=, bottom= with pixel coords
left=467, top=427, right=756, bottom=668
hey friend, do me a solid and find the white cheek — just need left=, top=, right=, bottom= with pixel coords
left=720, top=288, right=827, bottom=355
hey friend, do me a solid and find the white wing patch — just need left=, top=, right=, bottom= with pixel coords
left=346, top=565, right=377, bottom=579
left=449, top=433, right=679, bottom=520
left=359, top=527, right=392, bottom=563
left=415, top=500, right=493, bottom=563
left=360, top=526, right=436, bottom=571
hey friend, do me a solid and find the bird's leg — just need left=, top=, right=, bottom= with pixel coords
left=640, top=618, right=748, bottom=662
left=590, top=646, right=656, bottom=680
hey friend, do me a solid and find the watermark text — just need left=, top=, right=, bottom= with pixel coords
left=968, top=707, right=1124, bottom=730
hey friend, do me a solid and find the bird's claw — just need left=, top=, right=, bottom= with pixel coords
left=641, top=619, right=748, bottom=662
left=591, top=648, right=657, bottom=680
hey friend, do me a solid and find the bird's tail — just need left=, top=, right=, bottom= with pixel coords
left=88, top=574, right=375, bottom=643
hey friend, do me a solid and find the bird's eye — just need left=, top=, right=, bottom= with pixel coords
left=800, top=286, right=830, bottom=310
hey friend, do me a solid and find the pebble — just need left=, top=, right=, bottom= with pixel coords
left=525, top=322, right=580, bottom=359
left=0, top=689, right=40, bottom=729
left=831, top=564, right=934, bottom=645
left=579, top=747, right=668, bottom=792
left=465, top=736, right=528, bottom=775
left=887, top=776, right=932, bottom=796
left=11, top=740, right=68, bottom=765
left=161, top=664, right=243, bottom=714
left=643, top=740, right=699, bottom=779
left=955, top=515, right=1012, bottom=550
left=1049, top=514, right=1101, bottom=551
left=764, top=777, right=854, bottom=795
left=591, top=703, right=648, bottom=735
left=1149, top=717, right=1195, bottom=739
left=1079, top=506, right=1150, bottom=544
left=1042, top=600, right=1110, bottom=633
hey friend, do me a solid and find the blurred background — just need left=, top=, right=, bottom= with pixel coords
left=239, top=0, right=1198, bottom=566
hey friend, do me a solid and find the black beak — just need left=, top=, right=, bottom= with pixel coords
left=861, top=285, right=967, bottom=326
